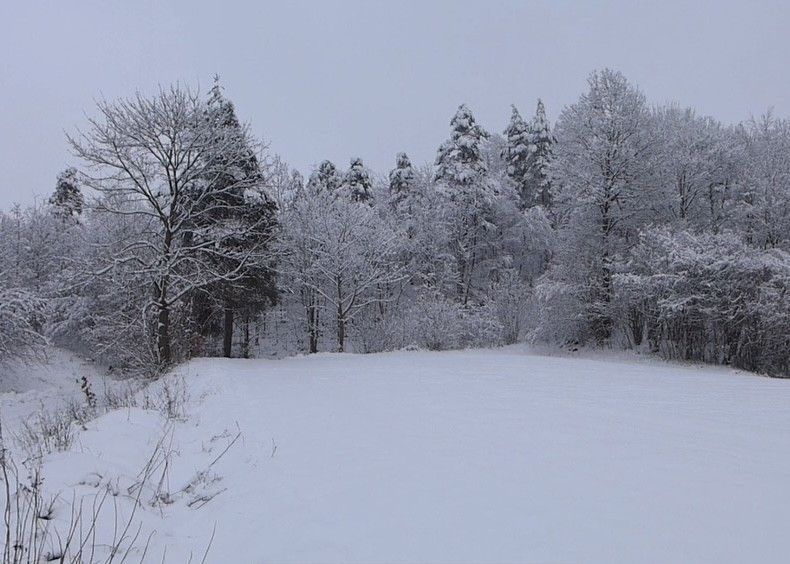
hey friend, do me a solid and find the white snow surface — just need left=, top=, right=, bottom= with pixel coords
left=3, top=348, right=790, bottom=563
left=0, top=347, right=107, bottom=430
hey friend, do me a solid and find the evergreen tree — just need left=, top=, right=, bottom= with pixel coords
left=49, top=168, right=84, bottom=221
left=526, top=99, right=554, bottom=208
left=502, top=106, right=532, bottom=209
left=191, top=77, right=278, bottom=358
left=434, top=104, right=496, bottom=303
left=307, top=160, right=342, bottom=195
left=287, top=170, right=305, bottom=203
left=434, top=104, right=489, bottom=192
left=343, top=157, right=373, bottom=203
left=388, top=152, right=416, bottom=214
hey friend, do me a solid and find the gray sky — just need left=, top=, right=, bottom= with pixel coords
left=2, top=0, right=789, bottom=206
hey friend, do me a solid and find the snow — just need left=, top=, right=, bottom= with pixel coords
left=0, top=347, right=107, bottom=430
left=3, top=348, right=790, bottom=562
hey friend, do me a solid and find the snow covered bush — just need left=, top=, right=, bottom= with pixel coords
left=142, top=376, right=191, bottom=421
left=616, top=228, right=790, bottom=376
left=0, top=288, right=48, bottom=363
left=528, top=279, right=586, bottom=346
left=408, top=292, right=502, bottom=351
left=1, top=419, right=203, bottom=563
left=15, top=404, right=77, bottom=455
left=487, top=269, right=531, bottom=345
left=350, top=292, right=504, bottom=353
left=349, top=305, right=411, bottom=353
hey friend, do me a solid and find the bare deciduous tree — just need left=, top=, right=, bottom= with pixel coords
left=279, top=190, right=405, bottom=352
left=68, top=85, right=274, bottom=367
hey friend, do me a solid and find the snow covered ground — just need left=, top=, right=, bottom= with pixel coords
left=0, top=347, right=108, bottom=431
left=2, top=348, right=790, bottom=563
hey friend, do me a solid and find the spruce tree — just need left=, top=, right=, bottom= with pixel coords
left=388, top=152, right=416, bottom=214
left=502, top=106, right=532, bottom=209
left=526, top=99, right=554, bottom=208
left=49, top=168, right=84, bottom=221
left=434, top=104, right=494, bottom=303
left=343, top=157, right=373, bottom=203
left=193, top=77, right=278, bottom=357
left=434, top=104, right=489, bottom=193
left=307, top=160, right=342, bottom=195
left=288, top=170, right=305, bottom=201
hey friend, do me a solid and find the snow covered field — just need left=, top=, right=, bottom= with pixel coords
left=2, top=348, right=790, bottom=563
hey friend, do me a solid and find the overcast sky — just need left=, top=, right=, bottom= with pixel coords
left=1, top=0, right=789, bottom=206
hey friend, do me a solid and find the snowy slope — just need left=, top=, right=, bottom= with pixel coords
left=5, top=348, right=790, bottom=563
left=0, top=347, right=107, bottom=431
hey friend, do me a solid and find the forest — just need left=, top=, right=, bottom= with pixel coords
left=2, top=68, right=789, bottom=377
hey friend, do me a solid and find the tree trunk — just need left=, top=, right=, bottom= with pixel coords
left=464, top=232, right=478, bottom=306
left=308, top=310, right=318, bottom=353
left=187, top=296, right=201, bottom=359
left=629, top=306, right=644, bottom=347
left=336, top=278, right=345, bottom=352
left=678, top=173, right=688, bottom=220
left=223, top=304, right=233, bottom=358
left=597, top=186, right=614, bottom=344
left=255, top=316, right=261, bottom=349
left=306, top=292, right=318, bottom=354
left=456, top=254, right=467, bottom=301
left=157, top=228, right=174, bottom=367
left=156, top=301, right=171, bottom=367
left=337, top=305, right=345, bottom=353
left=241, top=313, right=251, bottom=358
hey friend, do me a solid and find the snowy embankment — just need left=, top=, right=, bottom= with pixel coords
left=0, top=348, right=107, bottom=430
left=2, top=348, right=790, bottom=563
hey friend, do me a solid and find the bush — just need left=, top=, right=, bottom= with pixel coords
left=349, top=291, right=504, bottom=353
left=409, top=292, right=502, bottom=351
left=350, top=306, right=412, bottom=353
left=15, top=405, right=77, bottom=456
left=487, top=269, right=531, bottom=345
left=0, top=288, right=48, bottom=363
left=615, top=228, right=790, bottom=376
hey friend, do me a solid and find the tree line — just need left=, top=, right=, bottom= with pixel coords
left=1, top=69, right=788, bottom=376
